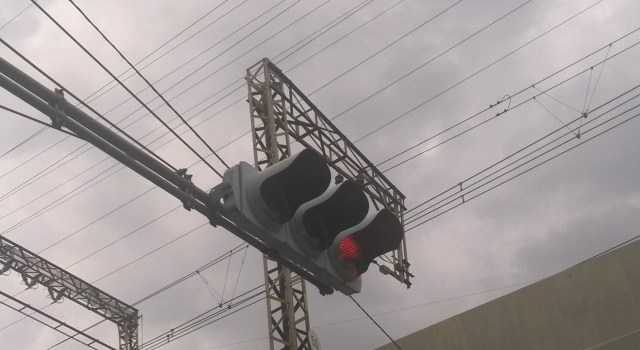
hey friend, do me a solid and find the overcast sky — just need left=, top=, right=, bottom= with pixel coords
left=1, top=0, right=639, bottom=349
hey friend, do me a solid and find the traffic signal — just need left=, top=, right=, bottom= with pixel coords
left=218, top=149, right=404, bottom=294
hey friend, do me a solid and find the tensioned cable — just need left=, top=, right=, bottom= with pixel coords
left=29, top=0, right=222, bottom=177
left=328, top=0, right=538, bottom=122
left=67, top=0, right=229, bottom=170
left=376, top=28, right=640, bottom=172
left=1, top=0, right=302, bottom=199
left=382, top=44, right=640, bottom=175
left=0, top=0, right=376, bottom=201
left=0, top=0, right=381, bottom=235
left=0, top=104, right=78, bottom=139
left=8, top=0, right=604, bottom=231
left=403, top=90, right=640, bottom=225
left=404, top=82, right=640, bottom=219
left=406, top=93, right=640, bottom=231
left=80, top=0, right=239, bottom=104
left=0, top=3, right=32, bottom=31
left=247, top=0, right=614, bottom=168
left=309, top=0, right=464, bottom=96
left=181, top=0, right=543, bottom=165
left=0, top=294, right=114, bottom=350
left=141, top=288, right=266, bottom=350
left=92, top=0, right=291, bottom=125
left=349, top=295, right=403, bottom=350
left=1, top=0, right=245, bottom=180
left=140, top=278, right=304, bottom=350
left=42, top=244, right=249, bottom=349
left=227, top=245, right=249, bottom=305
left=354, top=0, right=605, bottom=144
left=0, top=126, right=46, bottom=159
left=102, top=0, right=381, bottom=159
left=0, top=37, right=180, bottom=173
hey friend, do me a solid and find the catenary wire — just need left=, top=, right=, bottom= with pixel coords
left=0, top=3, right=32, bottom=31
left=328, top=0, right=537, bottom=122
left=0, top=292, right=115, bottom=350
left=0, top=104, right=78, bottom=139
left=7, top=0, right=608, bottom=243
left=0, top=0, right=376, bottom=203
left=91, top=0, right=290, bottom=125
left=80, top=0, right=239, bottom=104
left=404, top=88, right=640, bottom=224
left=406, top=95, right=640, bottom=231
left=349, top=295, right=403, bottom=350
left=381, top=46, right=640, bottom=175
left=67, top=0, right=229, bottom=170
left=0, top=2, right=402, bottom=344
left=28, top=0, right=223, bottom=177
left=0, top=125, right=46, bottom=159
left=196, top=0, right=564, bottom=166
left=0, top=37, right=181, bottom=174
left=0, top=0, right=381, bottom=236
left=0, top=0, right=307, bottom=202
left=354, top=0, right=605, bottom=144
left=404, top=82, right=640, bottom=219
left=2, top=0, right=246, bottom=172
left=309, top=0, right=464, bottom=96
left=377, top=29, right=640, bottom=172
left=42, top=244, right=249, bottom=349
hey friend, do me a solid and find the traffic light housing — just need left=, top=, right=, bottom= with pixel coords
left=217, top=149, right=404, bottom=295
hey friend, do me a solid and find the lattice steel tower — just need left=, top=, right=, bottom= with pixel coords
left=246, top=58, right=411, bottom=350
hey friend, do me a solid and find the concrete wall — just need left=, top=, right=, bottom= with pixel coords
left=377, top=240, right=640, bottom=350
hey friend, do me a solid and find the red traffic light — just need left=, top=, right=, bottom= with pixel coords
left=332, top=209, right=403, bottom=281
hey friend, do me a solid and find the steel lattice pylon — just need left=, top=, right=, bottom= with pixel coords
left=247, top=58, right=411, bottom=350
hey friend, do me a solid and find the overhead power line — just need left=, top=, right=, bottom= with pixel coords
left=29, top=0, right=223, bottom=177
left=0, top=3, right=32, bottom=31
left=405, top=85, right=640, bottom=231
left=349, top=295, right=403, bottom=350
left=0, top=105, right=77, bottom=139
left=0, top=290, right=115, bottom=350
left=66, top=0, right=229, bottom=171
left=0, top=37, right=180, bottom=174
left=329, top=0, right=537, bottom=122
left=0, top=0, right=381, bottom=240
left=354, top=0, right=606, bottom=144
left=309, top=0, right=464, bottom=96
left=379, top=32, right=640, bottom=173
left=81, top=0, right=240, bottom=104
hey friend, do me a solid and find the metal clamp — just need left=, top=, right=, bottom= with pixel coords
left=177, top=168, right=194, bottom=211
left=50, top=88, right=66, bottom=129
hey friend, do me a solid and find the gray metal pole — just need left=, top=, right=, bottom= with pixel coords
left=0, top=56, right=209, bottom=206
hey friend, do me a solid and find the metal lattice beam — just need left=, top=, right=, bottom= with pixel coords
left=0, top=289, right=116, bottom=350
left=0, top=236, right=138, bottom=350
